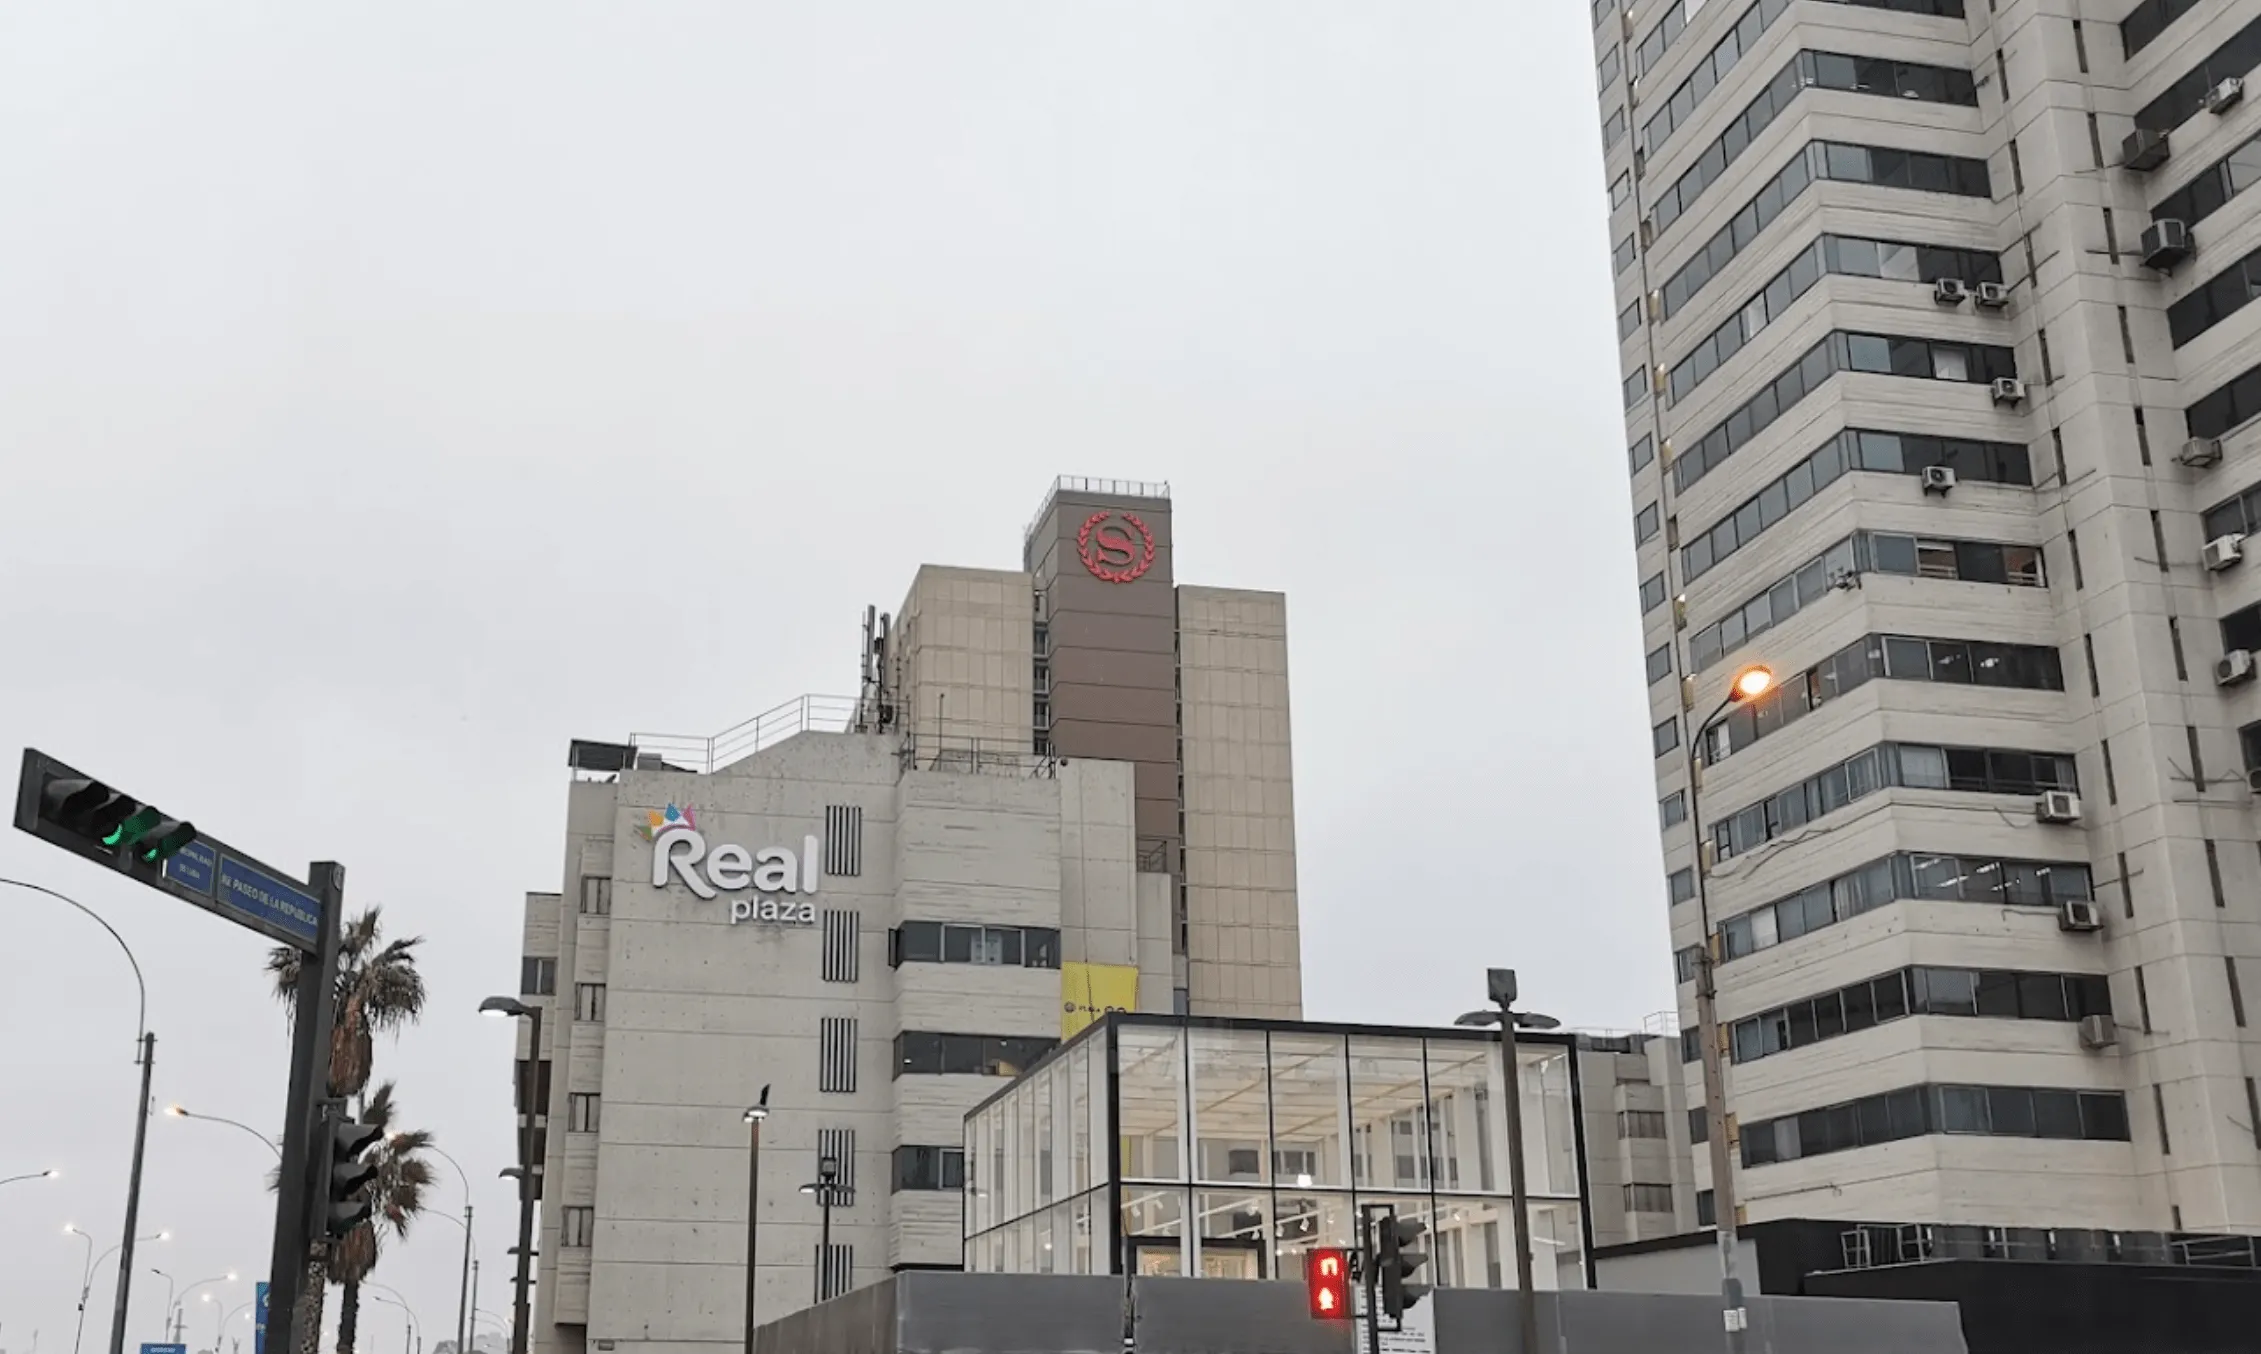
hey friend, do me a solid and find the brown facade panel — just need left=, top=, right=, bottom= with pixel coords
left=1050, top=683, right=1178, bottom=729
left=1049, top=718, right=1178, bottom=767
left=1048, top=645, right=1176, bottom=693
left=1049, top=609, right=1176, bottom=656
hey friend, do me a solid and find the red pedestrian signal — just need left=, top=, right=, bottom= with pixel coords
left=1306, top=1247, right=1352, bottom=1320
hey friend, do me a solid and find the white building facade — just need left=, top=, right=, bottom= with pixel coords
left=1591, top=0, right=2261, bottom=1237
left=508, top=479, right=1301, bottom=1354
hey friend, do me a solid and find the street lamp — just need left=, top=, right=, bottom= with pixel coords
left=1455, top=968, right=1562, bottom=1354
left=149, top=1269, right=176, bottom=1345
left=741, top=1087, right=770, bottom=1353
left=1683, top=662, right=1773, bottom=1352
left=480, top=996, right=543, bottom=1354
left=417, top=1141, right=476, bottom=1354
left=1, top=1169, right=59, bottom=1188
left=68, top=1227, right=166, bottom=1354
left=163, top=1107, right=282, bottom=1161
left=176, top=1275, right=236, bottom=1343
left=799, top=1155, right=844, bottom=1305
left=368, top=1291, right=420, bottom=1354
left=220, top=1301, right=255, bottom=1354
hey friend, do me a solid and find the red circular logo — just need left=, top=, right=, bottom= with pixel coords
left=1076, top=511, right=1157, bottom=584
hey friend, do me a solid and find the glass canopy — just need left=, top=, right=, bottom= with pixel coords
left=963, top=1014, right=1589, bottom=1289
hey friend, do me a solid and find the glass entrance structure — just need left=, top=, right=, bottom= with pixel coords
left=963, top=1014, right=1590, bottom=1289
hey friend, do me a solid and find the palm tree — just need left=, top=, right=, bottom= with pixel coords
left=327, top=1083, right=435, bottom=1354
left=268, top=906, right=428, bottom=1099
left=267, top=908, right=426, bottom=1354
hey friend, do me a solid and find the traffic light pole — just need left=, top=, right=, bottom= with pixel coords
left=106, top=1032, right=155, bottom=1354
left=268, top=863, right=344, bottom=1354
left=1357, top=1209, right=1380, bottom=1354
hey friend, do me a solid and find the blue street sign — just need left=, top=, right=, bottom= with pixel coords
left=255, top=1280, right=269, bottom=1354
left=143, top=1344, right=188, bottom=1354
left=163, top=838, right=217, bottom=895
left=217, top=855, right=322, bottom=948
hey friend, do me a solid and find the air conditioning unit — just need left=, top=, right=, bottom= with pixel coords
left=1933, top=277, right=1969, bottom=306
left=2208, top=76, right=2246, bottom=114
left=2218, top=649, right=2256, bottom=686
left=1991, top=377, right=2026, bottom=406
left=2078, top=1014, right=2119, bottom=1050
left=2143, top=219, right=2194, bottom=272
left=2037, top=789, right=2083, bottom=824
left=1974, top=281, right=2012, bottom=310
left=2123, top=127, right=2171, bottom=172
left=1920, top=464, right=1957, bottom=495
left=2178, top=436, right=2224, bottom=468
left=2059, top=899, right=2104, bottom=933
left=2204, top=532, right=2247, bottom=571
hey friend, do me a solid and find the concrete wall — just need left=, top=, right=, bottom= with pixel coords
left=750, top=1272, right=1965, bottom=1354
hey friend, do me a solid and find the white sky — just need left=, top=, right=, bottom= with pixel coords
left=0, top=4, right=1657, bottom=1350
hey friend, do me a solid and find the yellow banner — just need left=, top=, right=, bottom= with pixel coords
left=1061, top=962, right=1138, bottom=1039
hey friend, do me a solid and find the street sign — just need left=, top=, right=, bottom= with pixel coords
left=143, top=1343, right=188, bottom=1354
left=254, top=1281, right=268, bottom=1354
left=14, top=749, right=323, bottom=952
left=1355, top=1299, right=1436, bottom=1354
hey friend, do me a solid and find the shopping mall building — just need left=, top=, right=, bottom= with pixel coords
left=505, top=479, right=1301, bottom=1354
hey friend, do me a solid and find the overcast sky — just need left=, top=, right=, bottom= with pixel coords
left=0, top=4, right=1651, bottom=1349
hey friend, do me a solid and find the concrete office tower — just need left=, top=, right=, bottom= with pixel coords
left=510, top=478, right=1299, bottom=1354
left=1590, top=1, right=2261, bottom=1237
left=1573, top=1030, right=1702, bottom=1247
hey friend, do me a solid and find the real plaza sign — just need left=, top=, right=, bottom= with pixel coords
left=640, top=803, right=820, bottom=925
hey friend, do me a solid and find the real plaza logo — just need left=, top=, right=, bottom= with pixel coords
left=641, top=803, right=820, bottom=926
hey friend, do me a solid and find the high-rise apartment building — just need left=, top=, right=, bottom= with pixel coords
left=506, top=478, right=1299, bottom=1354
left=1591, top=0, right=2261, bottom=1237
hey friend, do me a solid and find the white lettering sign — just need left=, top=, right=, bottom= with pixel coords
left=652, top=829, right=821, bottom=926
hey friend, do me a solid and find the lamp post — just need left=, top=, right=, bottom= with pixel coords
left=220, top=1302, right=253, bottom=1354
left=419, top=1142, right=476, bottom=1354
left=741, top=1087, right=770, bottom=1353
left=1, top=1169, right=60, bottom=1189
left=175, top=1275, right=237, bottom=1344
left=480, top=996, right=543, bottom=1354
left=149, top=1270, right=176, bottom=1345
left=162, top=1107, right=281, bottom=1161
left=1455, top=970, right=1562, bottom=1354
left=70, top=1227, right=166, bottom=1354
left=1685, top=663, right=1774, bottom=1353
left=368, top=1291, right=419, bottom=1354
left=799, top=1156, right=843, bottom=1305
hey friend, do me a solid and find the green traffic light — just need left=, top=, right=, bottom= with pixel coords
left=108, top=806, right=165, bottom=850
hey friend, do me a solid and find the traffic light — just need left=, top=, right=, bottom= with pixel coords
left=25, top=763, right=199, bottom=868
left=1304, top=1247, right=1352, bottom=1321
left=319, top=1100, right=383, bottom=1238
left=1376, top=1213, right=1430, bottom=1319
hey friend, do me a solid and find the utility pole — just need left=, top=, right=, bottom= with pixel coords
left=108, top=1033, right=156, bottom=1354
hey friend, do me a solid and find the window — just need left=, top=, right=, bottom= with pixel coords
left=1659, top=140, right=1989, bottom=322
left=1618, top=297, right=1642, bottom=340
left=893, top=1145, right=967, bottom=1192
left=579, top=876, right=611, bottom=916
left=1653, top=719, right=1680, bottom=757
left=1609, top=171, right=1632, bottom=211
left=1597, top=45, right=1622, bottom=90
left=567, top=1093, right=600, bottom=1133
left=893, top=1031, right=1061, bottom=1077
left=1630, top=434, right=1654, bottom=473
left=1646, top=643, right=1673, bottom=684
left=1650, top=53, right=1978, bottom=238
left=892, top=922, right=1062, bottom=969
left=1640, top=0, right=1792, bottom=153
left=520, top=956, right=557, bottom=996
left=514, top=1058, right=553, bottom=1118
left=2123, top=0, right=2203, bottom=57
left=1672, top=333, right=2015, bottom=493
left=573, top=983, right=606, bottom=1023
left=1635, top=502, right=1660, bottom=543
left=1660, top=790, right=1688, bottom=828
left=1604, top=106, right=1628, bottom=150
left=561, top=1206, right=595, bottom=1248
left=820, top=1016, right=858, bottom=1093
left=1711, top=744, right=2077, bottom=861
left=1623, top=367, right=1648, bottom=410
left=1740, top=1084, right=2130, bottom=1167
left=1623, top=1183, right=1677, bottom=1213
left=2187, top=359, right=2261, bottom=443
left=1700, top=635, right=2062, bottom=764
left=2133, top=14, right=2261, bottom=133
left=1668, top=238, right=2003, bottom=406
left=1617, top=1110, right=1668, bottom=1139
left=1614, top=233, right=1638, bottom=276
left=1695, top=1190, right=1715, bottom=1227
left=2153, top=127, right=2261, bottom=233
left=2202, top=480, right=2261, bottom=546
left=1731, top=966, right=2108, bottom=1064
left=1640, top=572, right=1669, bottom=613
left=1668, top=867, right=1696, bottom=906
left=1714, top=853, right=2093, bottom=964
